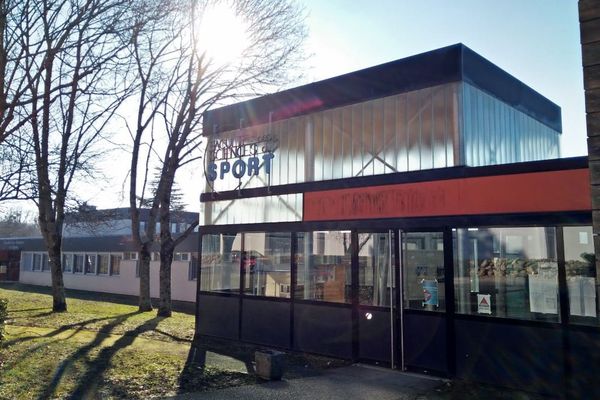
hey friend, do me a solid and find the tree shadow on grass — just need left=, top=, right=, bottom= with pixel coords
left=35, top=314, right=161, bottom=400
left=64, top=317, right=163, bottom=400
left=3, top=311, right=141, bottom=377
left=3, top=312, right=139, bottom=348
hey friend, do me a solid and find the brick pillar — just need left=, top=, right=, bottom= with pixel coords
left=580, top=1, right=600, bottom=266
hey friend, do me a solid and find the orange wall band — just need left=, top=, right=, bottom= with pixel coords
left=303, top=169, right=591, bottom=222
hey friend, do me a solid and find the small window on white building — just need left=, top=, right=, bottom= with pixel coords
left=42, top=254, right=50, bottom=271
left=123, top=252, right=138, bottom=261
left=32, top=253, right=42, bottom=271
left=62, top=254, right=73, bottom=273
left=174, top=252, right=189, bottom=262
left=110, top=254, right=122, bottom=276
left=85, top=254, right=96, bottom=274
left=73, top=254, right=84, bottom=274
left=97, top=254, right=109, bottom=274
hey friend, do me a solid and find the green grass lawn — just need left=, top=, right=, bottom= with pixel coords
left=0, top=283, right=257, bottom=399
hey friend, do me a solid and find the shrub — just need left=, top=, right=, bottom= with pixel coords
left=0, top=298, right=7, bottom=343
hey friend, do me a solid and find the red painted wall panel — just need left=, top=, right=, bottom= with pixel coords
left=303, top=169, right=591, bottom=222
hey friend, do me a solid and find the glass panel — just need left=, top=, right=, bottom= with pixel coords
left=420, top=88, right=433, bottom=170
left=342, top=107, right=353, bottom=178
left=242, top=232, right=291, bottom=297
left=200, top=193, right=302, bottom=226
left=383, top=97, right=396, bottom=173
left=372, top=99, right=385, bottom=175
left=361, top=101, right=374, bottom=176
left=351, top=103, right=363, bottom=176
left=85, top=254, right=96, bottom=274
left=97, top=254, right=109, bottom=274
left=42, top=254, right=49, bottom=271
left=332, top=108, right=343, bottom=179
left=407, top=90, right=421, bottom=171
left=73, top=254, right=84, bottom=274
left=313, top=113, right=323, bottom=181
left=296, top=231, right=352, bottom=303
left=358, top=232, right=395, bottom=307
left=189, top=253, right=199, bottom=280
left=200, top=233, right=241, bottom=293
left=403, top=232, right=445, bottom=311
left=564, top=226, right=598, bottom=325
left=459, top=83, right=560, bottom=167
left=454, top=227, right=558, bottom=322
left=63, top=254, right=73, bottom=273
left=396, top=94, right=408, bottom=172
left=203, top=83, right=461, bottom=193
left=110, top=254, right=121, bottom=275
left=33, top=253, right=42, bottom=271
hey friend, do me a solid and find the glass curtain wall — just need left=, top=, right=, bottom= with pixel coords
left=454, top=227, right=559, bottom=322
left=402, top=232, right=445, bottom=311
left=563, top=226, right=599, bottom=325
left=200, top=233, right=241, bottom=293
left=461, top=83, right=560, bottom=167
left=242, top=232, right=292, bottom=297
left=206, top=82, right=459, bottom=193
left=358, top=232, right=395, bottom=307
left=296, top=231, right=352, bottom=303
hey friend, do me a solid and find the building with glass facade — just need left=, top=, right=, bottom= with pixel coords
left=197, top=44, right=597, bottom=397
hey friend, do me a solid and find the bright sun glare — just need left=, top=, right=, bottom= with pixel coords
left=197, top=3, right=249, bottom=66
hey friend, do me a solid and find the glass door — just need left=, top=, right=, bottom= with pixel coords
left=400, top=230, right=448, bottom=374
left=356, top=230, right=397, bottom=365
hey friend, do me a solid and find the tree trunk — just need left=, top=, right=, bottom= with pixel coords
left=47, top=238, right=67, bottom=312
left=138, top=246, right=153, bottom=312
left=157, top=243, right=174, bottom=317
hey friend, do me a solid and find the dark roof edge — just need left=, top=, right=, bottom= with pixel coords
left=459, top=45, right=562, bottom=133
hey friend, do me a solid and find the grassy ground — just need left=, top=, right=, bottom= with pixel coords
left=0, top=283, right=345, bottom=399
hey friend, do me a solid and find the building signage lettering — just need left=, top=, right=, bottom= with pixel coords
left=205, top=134, right=277, bottom=182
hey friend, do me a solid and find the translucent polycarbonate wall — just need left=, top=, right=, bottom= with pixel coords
left=460, top=83, right=560, bottom=166
left=200, top=193, right=302, bottom=225
left=205, top=82, right=460, bottom=193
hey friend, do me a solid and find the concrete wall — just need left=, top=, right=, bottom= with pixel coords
left=19, top=260, right=197, bottom=303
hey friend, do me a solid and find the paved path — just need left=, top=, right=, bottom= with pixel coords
left=174, top=364, right=445, bottom=400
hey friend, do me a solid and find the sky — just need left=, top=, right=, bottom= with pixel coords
left=4, top=0, right=588, bottom=215
left=299, top=0, right=585, bottom=157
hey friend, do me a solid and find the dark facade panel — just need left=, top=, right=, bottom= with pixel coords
left=241, top=298, right=291, bottom=348
left=568, top=329, right=600, bottom=398
left=0, top=237, right=44, bottom=252
left=293, top=303, right=353, bottom=359
left=357, top=307, right=392, bottom=363
left=454, top=319, right=563, bottom=395
left=197, top=294, right=239, bottom=339
left=403, top=312, right=447, bottom=373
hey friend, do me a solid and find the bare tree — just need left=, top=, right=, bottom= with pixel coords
left=13, top=0, right=135, bottom=312
left=127, top=0, right=306, bottom=316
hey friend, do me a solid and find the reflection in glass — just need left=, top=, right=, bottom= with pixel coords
left=296, top=231, right=352, bottom=303
left=358, top=232, right=395, bottom=307
left=201, top=233, right=241, bottom=293
left=242, top=232, right=291, bottom=297
left=564, top=226, right=598, bottom=324
left=403, top=232, right=445, bottom=311
left=454, top=227, right=558, bottom=322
